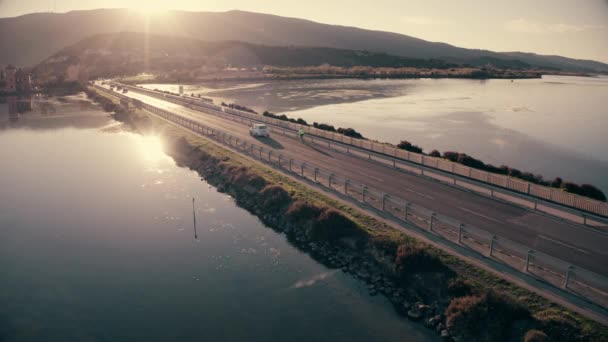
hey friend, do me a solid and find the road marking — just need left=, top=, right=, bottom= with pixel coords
left=357, top=172, right=384, bottom=183
left=538, top=235, right=591, bottom=255
left=406, top=188, right=434, bottom=200
left=457, top=206, right=504, bottom=224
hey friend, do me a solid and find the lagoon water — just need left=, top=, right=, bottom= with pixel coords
left=148, top=75, right=608, bottom=193
left=0, top=96, right=435, bottom=341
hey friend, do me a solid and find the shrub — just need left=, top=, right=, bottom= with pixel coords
left=395, top=244, right=447, bottom=275
left=550, top=177, right=563, bottom=188
left=443, top=151, right=459, bottom=162
left=259, top=185, right=291, bottom=210
left=337, top=127, right=364, bottom=139
left=524, top=330, right=548, bottom=342
left=397, top=140, right=423, bottom=153
left=310, top=208, right=359, bottom=241
left=578, top=184, right=606, bottom=201
left=445, top=291, right=529, bottom=342
left=313, top=122, right=337, bottom=132
left=447, top=277, right=473, bottom=297
left=429, top=149, right=441, bottom=157
left=286, top=200, right=323, bottom=221
left=231, top=167, right=267, bottom=190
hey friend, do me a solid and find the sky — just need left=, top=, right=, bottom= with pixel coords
left=1, top=0, right=607, bottom=63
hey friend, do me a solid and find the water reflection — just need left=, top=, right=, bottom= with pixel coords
left=0, top=92, right=112, bottom=130
left=0, top=96, right=435, bottom=342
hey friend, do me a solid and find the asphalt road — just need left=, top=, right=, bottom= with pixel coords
left=108, top=86, right=608, bottom=276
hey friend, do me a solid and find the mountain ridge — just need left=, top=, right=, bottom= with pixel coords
left=1, top=8, right=607, bottom=72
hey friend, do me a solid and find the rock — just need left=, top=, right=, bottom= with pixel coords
left=425, top=317, right=438, bottom=328
left=440, top=330, right=450, bottom=340
left=435, top=323, right=444, bottom=333
left=407, top=309, right=422, bottom=320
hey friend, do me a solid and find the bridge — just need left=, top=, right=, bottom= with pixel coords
left=94, top=82, right=608, bottom=322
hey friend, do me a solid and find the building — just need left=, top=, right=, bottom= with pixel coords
left=1, top=65, right=32, bottom=93
left=4, top=65, right=17, bottom=93
left=15, top=68, right=31, bottom=93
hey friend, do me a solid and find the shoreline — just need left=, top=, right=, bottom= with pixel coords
left=87, top=87, right=608, bottom=341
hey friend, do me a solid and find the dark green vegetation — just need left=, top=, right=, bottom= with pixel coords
left=88, top=87, right=608, bottom=341
left=262, top=110, right=364, bottom=139
left=3, top=9, right=608, bottom=73
left=221, top=102, right=258, bottom=114
left=398, top=140, right=606, bottom=201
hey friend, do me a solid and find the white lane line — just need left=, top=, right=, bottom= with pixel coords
left=457, top=206, right=504, bottom=224
left=538, top=235, right=591, bottom=255
left=406, top=188, right=434, bottom=200
left=357, top=172, right=384, bottom=183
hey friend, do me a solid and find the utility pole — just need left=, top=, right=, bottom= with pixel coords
left=192, top=197, right=198, bottom=239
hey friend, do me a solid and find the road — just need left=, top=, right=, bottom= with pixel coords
left=107, top=85, right=608, bottom=276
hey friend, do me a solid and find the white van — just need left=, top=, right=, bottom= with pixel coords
left=250, top=124, right=269, bottom=137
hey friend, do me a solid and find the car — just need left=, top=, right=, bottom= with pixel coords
left=250, top=124, right=269, bottom=137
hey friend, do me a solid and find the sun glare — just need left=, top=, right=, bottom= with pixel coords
left=137, top=135, right=168, bottom=163
left=132, top=5, right=168, bottom=17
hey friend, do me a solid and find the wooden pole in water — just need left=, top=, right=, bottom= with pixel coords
left=192, top=197, right=198, bottom=239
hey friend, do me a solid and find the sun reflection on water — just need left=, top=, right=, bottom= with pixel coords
left=136, top=135, right=169, bottom=165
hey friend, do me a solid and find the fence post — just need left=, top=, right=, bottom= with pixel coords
left=259, top=147, right=263, bottom=158
left=289, top=159, right=293, bottom=172
left=278, top=154, right=282, bottom=166
left=363, top=186, right=368, bottom=202
left=489, top=236, right=497, bottom=257
left=328, top=174, right=334, bottom=187
left=268, top=150, right=272, bottom=161
left=429, top=213, right=436, bottom=231
left=524, top=250, right=534, bottom=273
left=382, top=194, right=389, bottom=211
left=314, top=168, right=319, bottom=182
left=564, top=265, right=574, bottom=289
left=301, top=163, right=305, bottom=176
left=344, top=180, right=350, bottom=195
left=404, top=203, right=410, bottom=221
left=582, top=214, right=587, bottom=226
left=458, top=224, right=464, bottom=244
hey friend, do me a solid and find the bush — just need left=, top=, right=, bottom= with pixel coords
left=337, top=127, right=364, bottom=139
left=397, top=140, right=423, bottom=153
left=524, top=330, right=548, bottom=342
left=429, top=149, right=441, bottom=157
left=310, top=208, right=359, bottom=241
left=395, top=244, right=447, bottom=275
left=445, top=291, right=529, bottom=342
left=286, top=200, right=323, bottom=221
left=313, top=122, right=337, bottom=132
left=259, top=184, right=292, bottom=210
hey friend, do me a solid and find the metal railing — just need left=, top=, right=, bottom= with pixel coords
left=115, top=82, right=608, bottom=225
left=95, top=84, right=608, bottom=309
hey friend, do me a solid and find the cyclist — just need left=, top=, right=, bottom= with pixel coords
left=298, top=128, right=305, bottom=141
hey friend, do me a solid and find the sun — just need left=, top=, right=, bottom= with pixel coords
left=132, top=5, right=168, bottom=17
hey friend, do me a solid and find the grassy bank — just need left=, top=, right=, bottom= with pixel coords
left=88, top=87, right=607, bottom=341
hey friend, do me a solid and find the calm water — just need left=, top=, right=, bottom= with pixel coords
left=0, top=96, right=434, bottom=341
left=146, top=75, right=608, bottom=193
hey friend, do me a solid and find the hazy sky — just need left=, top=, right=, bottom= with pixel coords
left=1, top=0, right=607, bottom=62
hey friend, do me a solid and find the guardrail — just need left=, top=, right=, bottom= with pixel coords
left=115, top=82, right=608, bottom=227
left=95, top=84, right=608, bottom=309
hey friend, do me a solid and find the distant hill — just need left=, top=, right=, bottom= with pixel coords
left=2, top=8, right=607, bottom=72
left=33, top=32, right=459, bottom=79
